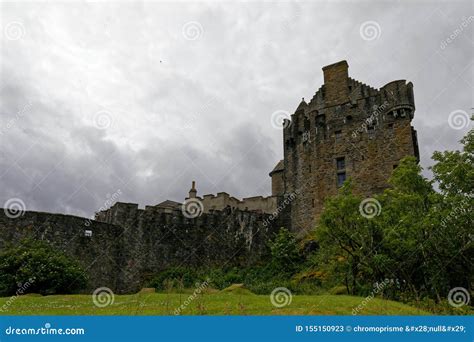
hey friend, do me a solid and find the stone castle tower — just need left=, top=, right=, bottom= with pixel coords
left=270, top=60, right=420, bottom=234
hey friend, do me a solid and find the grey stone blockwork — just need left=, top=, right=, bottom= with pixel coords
left=0, top=207, right=279, bottom=293
left=0, top=60, right=420, bottom=293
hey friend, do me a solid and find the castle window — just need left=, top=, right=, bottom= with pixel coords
left=337, top=172, right=347, bottom=187
left=312, top=199, right=315, bottom=208
left=393, top=164, right=398, bottom=169
left=346, top=115, right=353, bottom=122
left=388, top=123, right=394, bottom=130
left=336, top=157, right=346, bottom=187
left=335, top=130, right=342, bottom=142
left=336, top=157, right=345, bottom=170
left=309, top=164, right=312, bottom=173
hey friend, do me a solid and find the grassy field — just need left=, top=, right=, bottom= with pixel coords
left=0, top=290, right=430, bottom=315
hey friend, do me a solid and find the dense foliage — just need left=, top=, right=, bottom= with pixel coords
left=0, top=240, right=87, bottom=296
left=312, top=127, right=473, bottom=304
left=149, top=127, right=473, bottom=313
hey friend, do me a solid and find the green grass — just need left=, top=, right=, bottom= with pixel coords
left=0, top=291, right=430, bottom=315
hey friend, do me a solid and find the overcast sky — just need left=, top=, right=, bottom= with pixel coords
left=0, top=0, right=472, bottom=218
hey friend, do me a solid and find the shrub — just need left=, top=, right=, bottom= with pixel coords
left=268, top=228, right=302, bottom=275
left=0, top=240, right=87, bottom=296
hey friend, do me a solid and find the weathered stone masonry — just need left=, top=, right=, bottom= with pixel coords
left=0, top=60, right=420, bottom=292
left=279, top=61, right=419, bottom=234
left=0, top=207, right=279, bottom=293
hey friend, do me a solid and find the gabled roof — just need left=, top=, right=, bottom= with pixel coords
left=296, top=97, right=308, bottom=111
left=269, top=160, right=284, bottom=176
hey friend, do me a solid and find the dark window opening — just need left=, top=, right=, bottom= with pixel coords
left=336, top=157, right=345, bottom=170
left=346, top=115, right=353, bottom=122
left=311, top=199, right=315, bottom=208
left=335, top=130, right=342, bottom=142
left=336, top=157, right=347, bottom=187
left=388, top=123, right=394, bottom=130
left=393, top=164, right=398, bottom=169
left=337, top=172, right=346, bottom=187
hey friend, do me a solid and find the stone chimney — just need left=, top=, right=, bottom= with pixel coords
left=188, top=181, right=197, bottom=198
left=322, top=60, right=349, bottom=107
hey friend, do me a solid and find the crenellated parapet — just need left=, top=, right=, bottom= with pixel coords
left=1, top=204, right=280, bottom=293
left=279, top=60, right=420, bottom=234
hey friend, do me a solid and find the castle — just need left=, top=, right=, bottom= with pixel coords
left=96, top=60, right=419, bottom=235
left=275, top=60, right=419, bottom=233
left=0, top=61, right=419, bottom=292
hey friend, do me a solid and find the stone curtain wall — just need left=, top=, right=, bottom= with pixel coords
left=0, top=211, right=124, bottom=292
left=0, top=207, right=279, bottom=293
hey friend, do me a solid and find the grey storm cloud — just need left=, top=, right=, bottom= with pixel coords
left=0, top=0, right=472, bottom=218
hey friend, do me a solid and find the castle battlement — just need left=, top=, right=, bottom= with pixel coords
left=98, top=60, right=419, bottom=236
left=189, top=183, right=277, bottom=214
left=278, top=60, right=419, bottom=234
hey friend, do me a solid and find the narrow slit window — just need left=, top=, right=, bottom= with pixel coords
left=336, top=157, right=345, bottom=170
left=337, top=172, right=346, bottom=187
left=336, top=157, right=346, bottom=187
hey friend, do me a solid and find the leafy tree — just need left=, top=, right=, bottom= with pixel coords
left=311, top=125, right=473, bottom=303
left=0, top=240, right=87, bottom=296
left=429, top=124, right=473, bottom=298
left=432, top=125, right=473, bottom=197
left=268, top=228, right=302, bottom=275
left=378, top=157, right=439, bottom=300
left=314, top=180, right=383, bottom=294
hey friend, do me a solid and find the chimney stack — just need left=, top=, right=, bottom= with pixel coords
left=322, top=60, right=349, bottom=106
